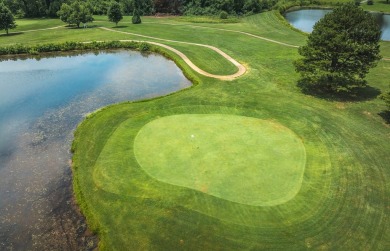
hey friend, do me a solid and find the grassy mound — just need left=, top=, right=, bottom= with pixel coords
left=134, top=114, right=306, bottom=206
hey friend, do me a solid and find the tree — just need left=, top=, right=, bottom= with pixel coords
left=120, top=0, right=134, bottom=15
left=294, top=3, right=382, bottom=94
left=233, top=0, right=245, bottom=14
left=243, top=0, right=262, bottom=14
left=132, top=0, right=141, bottom=24
left=0, top=3, right=16, bottom=35
left=57, top=3, right=73, bottom=25
left=57, top=0, right=93, bottom=28
left=69, top=1, right=93, bottom=28
left=47, top=0, right=63, bottom=17
left=107, top=1, right=123, bottom=26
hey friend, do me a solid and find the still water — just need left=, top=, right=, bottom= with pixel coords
left=285, top=9, right=390, bottom=41
left=0, top=50, right=191, bottom=250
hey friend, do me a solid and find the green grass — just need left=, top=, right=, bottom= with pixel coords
left=2, top=11, right=390, bottom=250
left=12, top=18, right=64, bottom=32
left=362, top=1, right=390, bottom=13
left=131, top=114, right=306, bottom=206
left=160, top=42, right=239, bottom=75
left=0, top=18, right=64, bottom=36
left=173, top=15, right=241, bottom=23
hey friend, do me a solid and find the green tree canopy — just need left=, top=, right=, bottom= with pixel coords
left=132, top=0, right=141, bottom=24
left=294, top=3, right=382, bottom=94
left=57, top=0, right=93, bottom=28
left=107, top=1, right=123, bottom=26
left=2, top=0, right=272, bottom=18
left=57, top=3, right=72, bottom=25
left=0, top=3, right=16, bottom=35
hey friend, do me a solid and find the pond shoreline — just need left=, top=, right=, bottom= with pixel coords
left=0, top=49, right=192, bottom=250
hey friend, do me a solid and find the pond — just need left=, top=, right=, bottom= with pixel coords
left=0, top=50, right=191, bottom=250
left=285, top=9, right=390, bottom=41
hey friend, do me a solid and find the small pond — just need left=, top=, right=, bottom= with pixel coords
left=0, top=50, right=191, bottom=250
left=285, top=9, right=390, bottom=41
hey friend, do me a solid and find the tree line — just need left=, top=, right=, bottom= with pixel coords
left=0, top=0, right=278, bottom=18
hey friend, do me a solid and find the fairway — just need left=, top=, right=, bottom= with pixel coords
left=134, top=114, right=306, bottom=206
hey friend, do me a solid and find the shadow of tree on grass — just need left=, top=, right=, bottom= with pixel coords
left=301, top=85, right=381, bottom=102
left=112, top=26, right=128, bottom=29
left=379, top=110, right=390, bottom=124
left=0, top=32, right=22, bottom=37
left=65, top=24, right=99, bottom=29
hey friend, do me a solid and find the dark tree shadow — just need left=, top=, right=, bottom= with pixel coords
left=112, top=25, right=128, bottom=29
left=300, top=85, right=381, bottom=102
left=0, top=32, right=23, bottom=37
left=378, top=110, right=390, bottom=124
left=66, top=25, right=99, bottom=29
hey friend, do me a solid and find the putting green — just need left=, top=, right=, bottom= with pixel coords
left=134, top=114, right=306, bottom=206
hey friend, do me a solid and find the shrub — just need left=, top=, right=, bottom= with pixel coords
left=107, top=1, right=123, bottom=26
left=219, top=10, right=228, bottom=19
left=0, top=41, right=148, bottom=56
left=132, top=9, right=142, bottom=24
left=139, top=42, right=150, bottom=52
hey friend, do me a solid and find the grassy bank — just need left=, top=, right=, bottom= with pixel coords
left=2, top=11, right=390, bottom=250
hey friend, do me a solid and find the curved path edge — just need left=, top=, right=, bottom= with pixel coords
left=99, top=27, right=246, bottom=81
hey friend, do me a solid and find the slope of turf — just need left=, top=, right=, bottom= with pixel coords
left=3, top=11, right=389, bottom=251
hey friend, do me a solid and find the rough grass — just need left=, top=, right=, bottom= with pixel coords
left=2, top=11, right=390, bottom=250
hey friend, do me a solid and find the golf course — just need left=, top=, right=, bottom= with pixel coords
left=1, top=8, right=389, bottom=250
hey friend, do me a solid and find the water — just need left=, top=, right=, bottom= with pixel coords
left=0, top=50, right=191, bottom=250
left=285, top=9, right=390, bottom=41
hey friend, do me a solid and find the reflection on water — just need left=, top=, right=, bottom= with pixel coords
left=376, top=13, right=390, bottom=41
left=285, top=9, right=331, bottom=33
left=285, top=9, right=390, bottom=41
left=0, top=50, right=191, bottom=250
